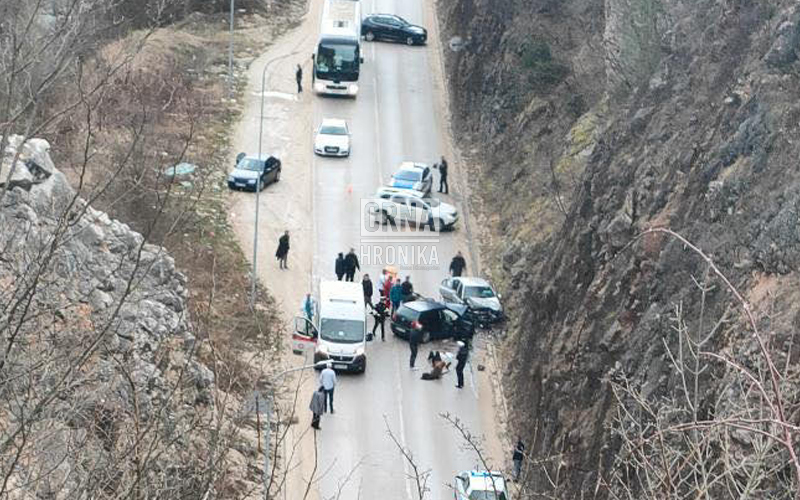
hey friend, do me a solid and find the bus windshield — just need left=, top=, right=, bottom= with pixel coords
left=320, top=318, right=364, bottom=343
left=316, top=42, right=359, bottom=81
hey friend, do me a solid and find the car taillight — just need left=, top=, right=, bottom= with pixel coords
left=411, top=320, right=422, bottom=330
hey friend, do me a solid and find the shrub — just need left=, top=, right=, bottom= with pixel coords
left=520, top=39, right=569, bottom=91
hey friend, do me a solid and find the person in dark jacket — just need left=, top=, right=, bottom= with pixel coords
left=362, top=274, right=373, bottom=307
left=401, top=276, right=414, bottom=302
left=370, top=300, right=388, bottom=341
left=408, top=328, right=421, bottom=369
left=449, top=251, right=466, bottom=277
left=344, top=248, right=360, bottom=282
left=335, top=253, right=345, bottom=281
left=296, top=64, right=303, bottom=93
left=275, top=230, right=290, bottom=269
left=435, top=155, right=448, bottom=194
left=309, top=386, right=326, bottom=429
left=389, top=281, right=403, bottom=314
left=512, top=438, right=525, bottom=481
left=454, top=341, right=469, bottom=389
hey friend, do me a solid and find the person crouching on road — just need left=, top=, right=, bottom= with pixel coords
left=319, top=362, right=337, bottom=414
left=421, top=350, right=449, bottom=380
left=309, top=386, right=326, bottom=429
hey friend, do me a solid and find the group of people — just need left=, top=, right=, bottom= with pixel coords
left=414, top=339, right=470, bottom=388
left=334, top=248, right=361, bottom=281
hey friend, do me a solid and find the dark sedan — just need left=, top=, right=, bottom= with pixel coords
left=361, top=14, right=427, bottom=46
left=391, top=299, right=474, bottom=343
left=227, top=154, right=281, bottom=191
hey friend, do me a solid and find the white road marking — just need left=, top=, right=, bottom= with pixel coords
left=394, top=348, right=415, bottom=500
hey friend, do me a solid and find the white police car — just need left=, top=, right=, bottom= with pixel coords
left=454, top=470, right=510, bottom=500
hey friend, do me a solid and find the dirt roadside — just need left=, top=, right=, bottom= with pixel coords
left=228, top=0, right=506, bottom=498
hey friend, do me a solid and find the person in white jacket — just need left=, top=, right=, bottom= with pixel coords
left=319, top=362, right=337, bottom=413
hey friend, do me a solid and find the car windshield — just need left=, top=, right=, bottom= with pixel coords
left=394, top=170, right=421, bottom=182
left=320, top=124, right=347, bottom=135
left=316, top=43, right=359, bottom=78
left=426, top=199, right=440, bottom=207
left=469, top=491, right=506, bottom=500
left=397, top=307, right=420, bottom=321
left=237, top=158, right=264, bottom=172
left=464, top=286, right=495, bottom=299
left=320, top=318, right=364, bottom=343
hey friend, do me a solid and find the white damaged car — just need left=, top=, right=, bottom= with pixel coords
left=367, top=186, right=458, bottom=231
left=314, top=118, right=351, bottom=157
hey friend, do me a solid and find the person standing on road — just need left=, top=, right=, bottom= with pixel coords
left=401, top=276, right=414, bottom=303
left=296, top=64, right=303, bottom=93
left=310, top=386, right=326, bottom=429
left=449, top=251, right=467, bottom=277
left=362, top=274, right=373, bottom=307
left=435, top=155, right=449, bottom=194
left=512, top=438, right=525, bottom=481
left=390, top=280, right=403, bottom=314
left=335, top=252, right=345, bottom=281
left=275, top=230, right=290, bottom=269
left=302, top=293, right=316, bottom=322
left=408, top=327, right=421, bottom=369
left=370, top=300, right=388, bottom=341
left=319, top=362, right=337, bottom=414
left=377, top=269, right=387, bottom=298
left=454, top=340, right=469, bottom=389
left=383, top=275, right=394, bottom=308
left=344, top=248, right=360, bottom=282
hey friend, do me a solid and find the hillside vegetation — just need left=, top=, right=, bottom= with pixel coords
left=439, top=0, right=800, bottom=497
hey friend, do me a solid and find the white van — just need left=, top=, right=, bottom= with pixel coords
left=293, top=281, right=369, bottom=373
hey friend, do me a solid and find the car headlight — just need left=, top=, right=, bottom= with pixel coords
left=348, top=84, right=358, bottom=95
left=315, top=82, right=325, bottom=92
left=227, top=175, right=234, bottom=182
left=247, top=179, right=256, bottom=184
left=355, top=346, right=365, bottom=356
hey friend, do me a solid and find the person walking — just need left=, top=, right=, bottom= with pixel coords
left=344, top=248, right=360, bottom=282
left=302, top=293, right=316, bottom=322
left=335, top=252, right=345, bottom=281
left=319, top=362, right=337, bottom=414
left=512, top=438, right=525, bottom=481
left=362, top=274, right=373, bottom=307
left=309, top=386, right=326, bottom=429
left=370, top=300, right=388, bottom=341
left=454, top=340, right=469, bottom=389
left=401, top=276, right=414, bottom=303
left=275, top=230, right=290, bottom=269
left=408, top=327, right=421, bottom=369
left=449, top=251, right=467, bottom=277
left=296, top=64, right=303, bottom=93
left=435, top=155, right=449, bottom=194
left=390, top=280, right=403, bottom=314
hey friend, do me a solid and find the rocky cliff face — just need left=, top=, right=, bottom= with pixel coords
left=0, top=136, right=218, bottom=497
left=439, top=0, right=800, bottom=496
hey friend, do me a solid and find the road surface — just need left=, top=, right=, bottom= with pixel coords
left=229, top=0, right=503, bottom=498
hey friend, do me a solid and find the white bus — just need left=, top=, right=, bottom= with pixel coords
left=293, top=281, right=369, bottom=373
left=313, top=0, right=363, bottom=97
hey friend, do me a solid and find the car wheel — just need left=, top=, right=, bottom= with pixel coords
left=406, top=36, right=415, bottom=46
left=365, top=31, right=375, bottom=41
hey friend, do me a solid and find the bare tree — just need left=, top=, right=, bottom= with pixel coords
left=603, top=228, right=800, bottom=499
left=385, top=415, right=431, bottom=500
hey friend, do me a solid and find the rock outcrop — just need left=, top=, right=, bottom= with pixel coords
left=0, top=136, right=218, bottom=497
left=438, top=0, right=800, bottom=497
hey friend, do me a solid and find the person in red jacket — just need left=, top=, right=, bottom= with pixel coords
left=382, top=275, right=393, bottom=309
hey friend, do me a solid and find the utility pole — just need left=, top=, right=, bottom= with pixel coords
left=228, top=0, right=235, bottom=97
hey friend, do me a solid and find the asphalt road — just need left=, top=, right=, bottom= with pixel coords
left=310, top=0, right=495, bottom=499
left=229, top=0, right=502, bottom=498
